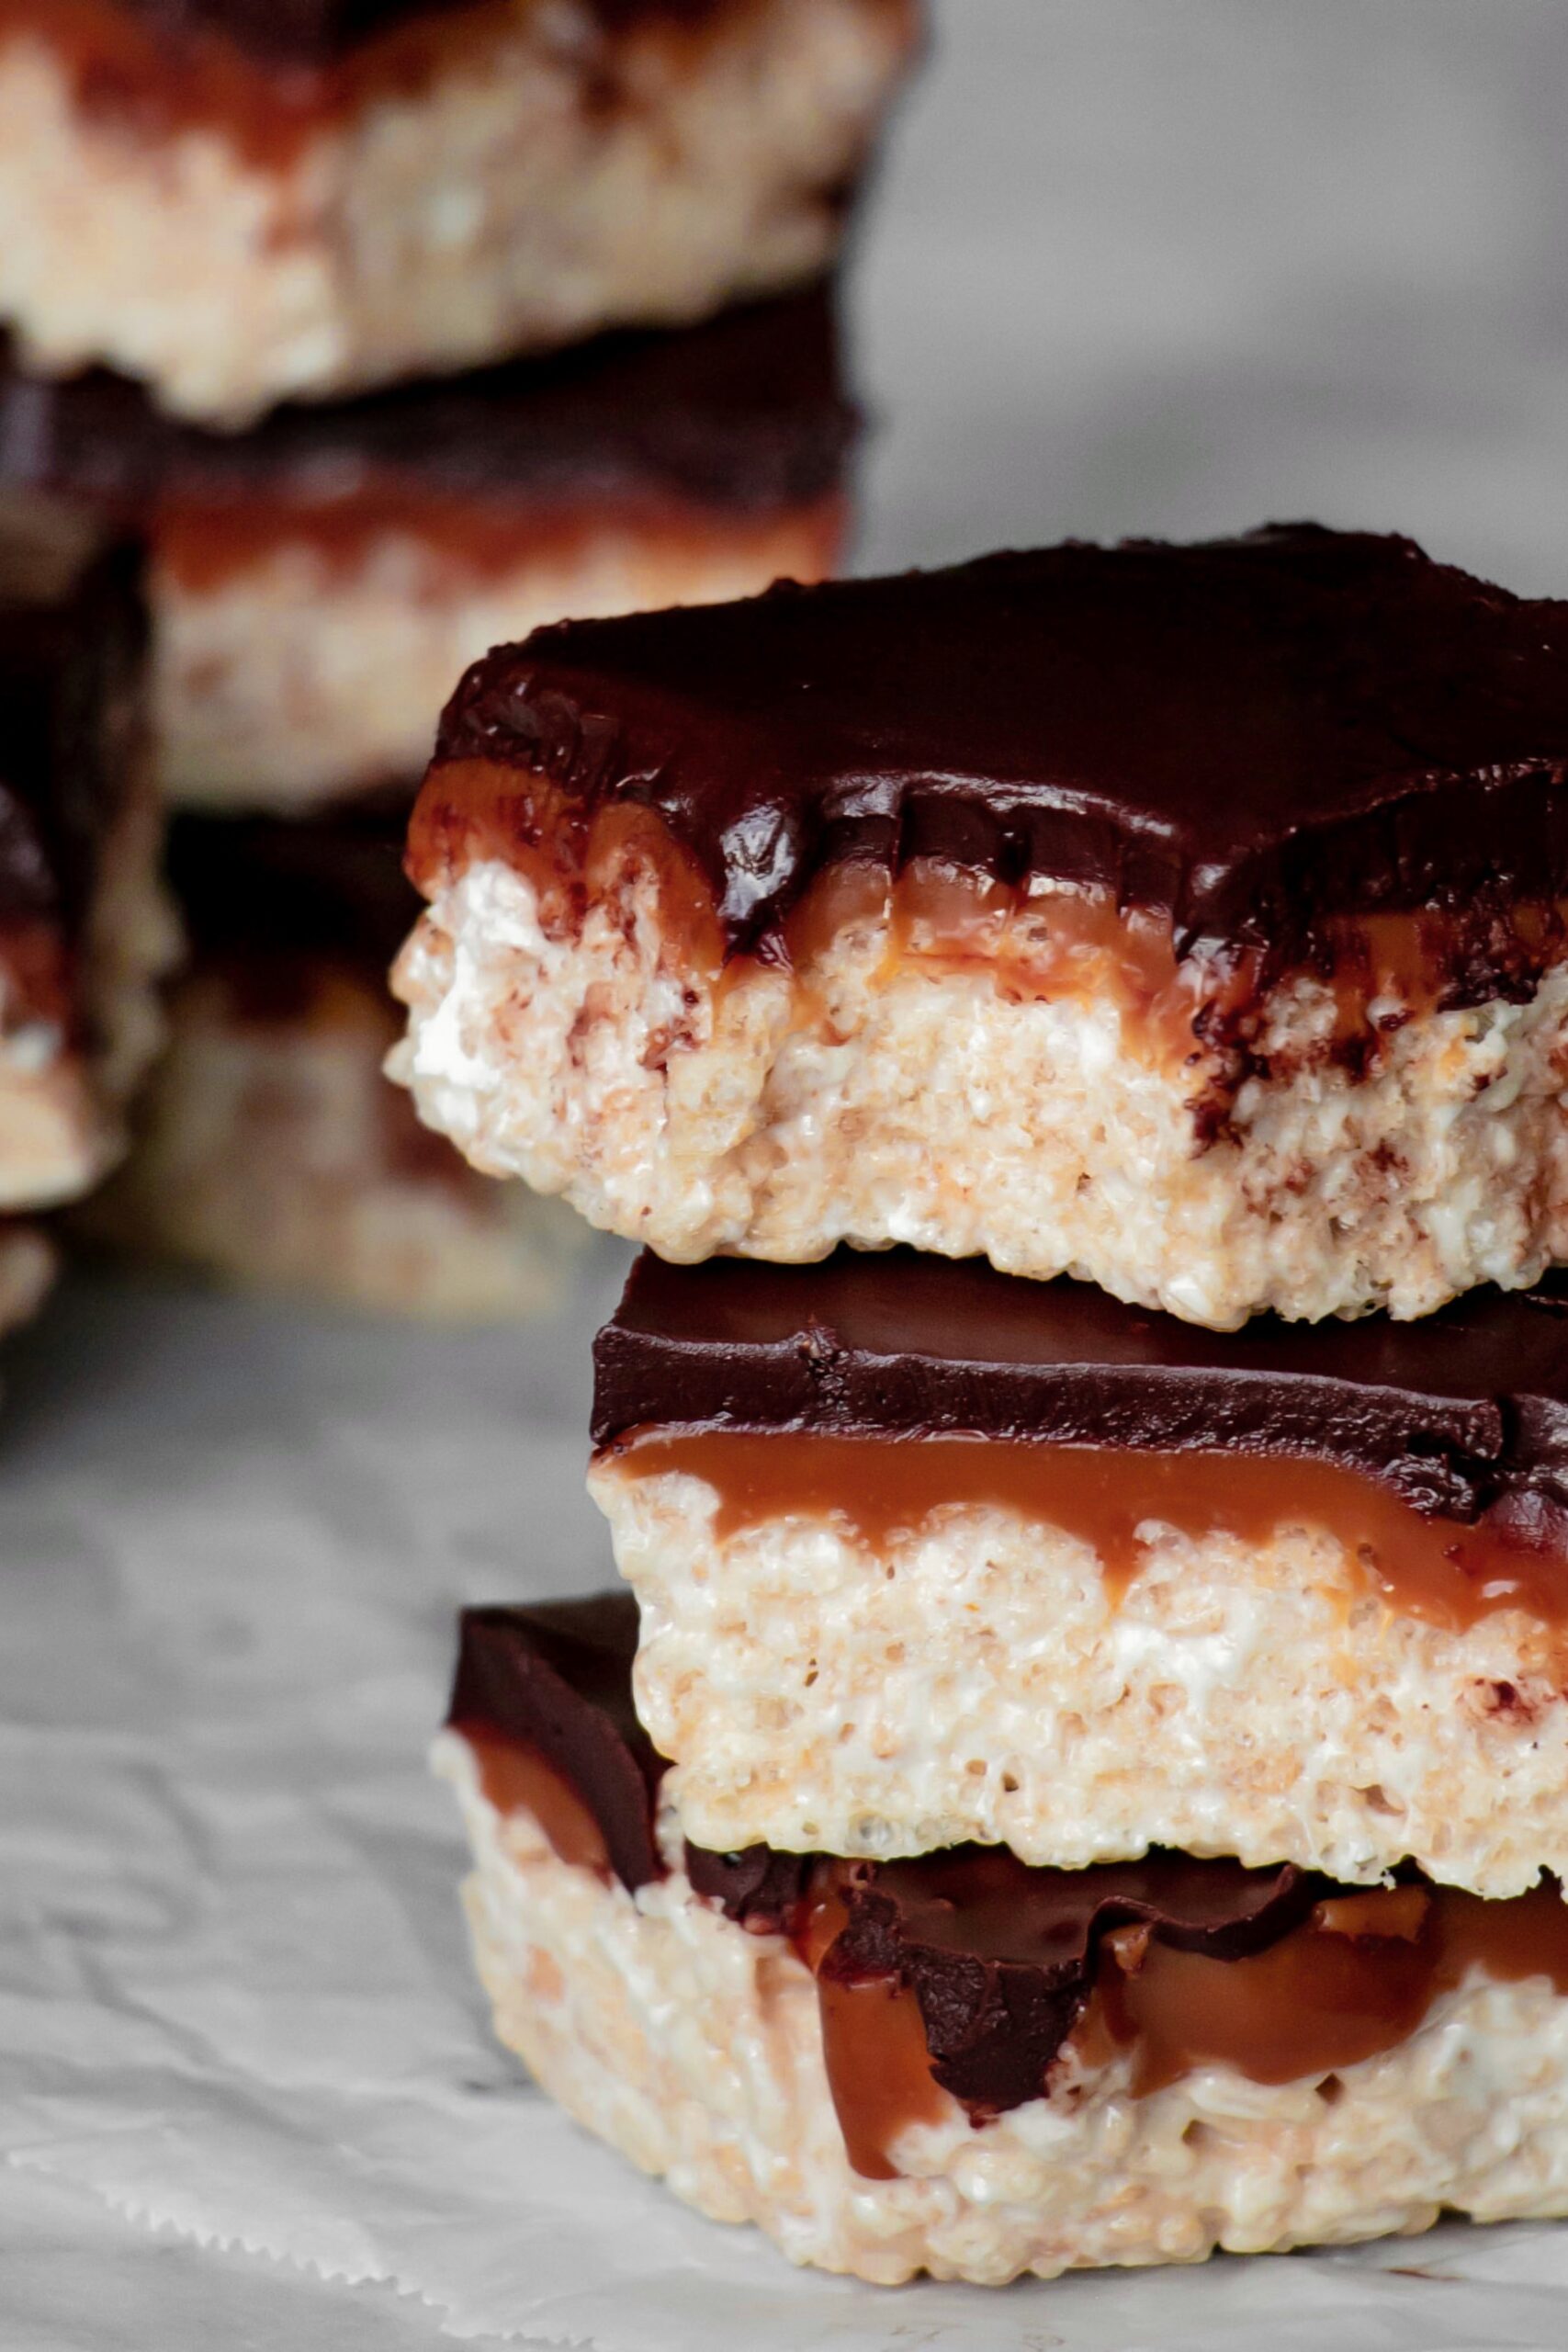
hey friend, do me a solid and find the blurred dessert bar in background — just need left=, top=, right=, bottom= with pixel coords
left=591, top=1246, right=1568, bottom=1893
left=0, top=503, right=169, bottom=1319
left=0, top=287, right=857, bottom=808
left=0, top=0, right=918, bottom=423
left=50, top=288, right=858, bottom=1311
left=391, top=526, right=1568, bottom=1329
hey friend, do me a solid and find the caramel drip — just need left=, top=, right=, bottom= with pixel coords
left=155, top=490, right=846, bottom=596
left=409, top=763, right=731, bottom=977
left=449, top=1720, right=1568, bottom=2182
left=613, top=1427, right=1568, bottom=1633
left=1100, top=1879, right=1568, bottom=2098
left=0, top=916, right=74, bottom=1035
left=455, top=1722, right=612, bottom=1879
left=411, top=760, right=1568, bottom=1065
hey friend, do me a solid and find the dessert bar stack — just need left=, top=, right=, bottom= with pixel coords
left=412, top=525, right=1568, bottom=2281
left=0, top=500, right=170, bottom=1335
left=0, top=0, right=916, bottom=1312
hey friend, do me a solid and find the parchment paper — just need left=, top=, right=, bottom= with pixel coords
left=2, top=1271, right=1567, bottom=2350
left=14, top=6, right=1568, bottom=2339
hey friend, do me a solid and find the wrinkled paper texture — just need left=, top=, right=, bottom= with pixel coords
left=3, top=1276, right=1568, bottom=2348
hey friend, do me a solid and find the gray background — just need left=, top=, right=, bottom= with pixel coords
left=11, top=5, right=1568, bottom=2346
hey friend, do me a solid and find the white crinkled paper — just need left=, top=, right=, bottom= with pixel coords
left=4, top=1271, right=1568, bottom=2349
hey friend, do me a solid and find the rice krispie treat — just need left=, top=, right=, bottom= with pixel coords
left=437, top=1594, right=1568, bottom=2286
left=0, top=500, right=171, bottom=1211
left=0, top=288, right=856, bottom=808
left=590, top=1245, right=1568, bottom=1894
left=0, top=0, right=918, bottom=424
left=81, top=807, right=579, bottom=1316
left=392, top=526, right=1568, bottom=1329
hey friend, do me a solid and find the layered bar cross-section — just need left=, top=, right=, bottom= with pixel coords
left=437, top=1595, right=1568, bottom=2284
left=591, top=1247, right=1568, bottom=1895
left=80, top=804, right=580, bottom=1315
left=0, top=0, right=918, bottom=422
left=395, top=527, right=1568, bottom=1328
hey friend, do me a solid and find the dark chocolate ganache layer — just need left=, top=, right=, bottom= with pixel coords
left=0, top=501, right=145, bottom=943
left=594, top=1247, right=1568, bottom=1539
left=448, top=1596, right=1568, bottom=2173
left=431, top=526, right=1568, bottom=964
left=0, top=287, right=852, bottom=519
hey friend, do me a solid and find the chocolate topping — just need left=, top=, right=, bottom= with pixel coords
left=0, top=500, right=145, bottom=940
left=449, top=1597, right=663, bottom=1894
left=433, top=526, right=1568, bottom=961
left=448, top=1595, right=1496, bottom=2123
left=593, top=1247, right=1568, bottom=1529
left=114, top=0, right=733, bottom=69
left=0, top=288, right=852, bottom=518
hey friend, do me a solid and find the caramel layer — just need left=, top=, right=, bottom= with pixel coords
left=409, top=757, right=1568, bottom=1071
left=611, top=1427, right=1568, bottom=1632
left=1101, top=1878, right=1568, bottom=2097
left=458, top=1721, right=614, bottom=1880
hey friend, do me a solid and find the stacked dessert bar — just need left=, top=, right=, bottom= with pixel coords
left=414, top=524, right=1568, bottom=2281
left=0, top=0, right=915, bottom=1312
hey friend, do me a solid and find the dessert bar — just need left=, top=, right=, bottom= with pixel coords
left=0, top=0, right=917, bottom=421
left=395, top=527, right=1568, bottom=1328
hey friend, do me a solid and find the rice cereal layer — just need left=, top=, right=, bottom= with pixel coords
left=591, top=1458, right=1568, bottom=1896
left=437, top=1731, right=1568, bottom=2285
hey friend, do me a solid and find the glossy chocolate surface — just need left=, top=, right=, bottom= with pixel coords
left=0, top=501, right=144, bottom=935
left=434, top=526, right=1568, bottom=959
left=0, top=288, right=852, bottom=517
left=593, top=1247, right=1568, bottom=1530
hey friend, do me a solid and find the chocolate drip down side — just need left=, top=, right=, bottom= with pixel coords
left=429, top=526, right=1568, bottom=972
